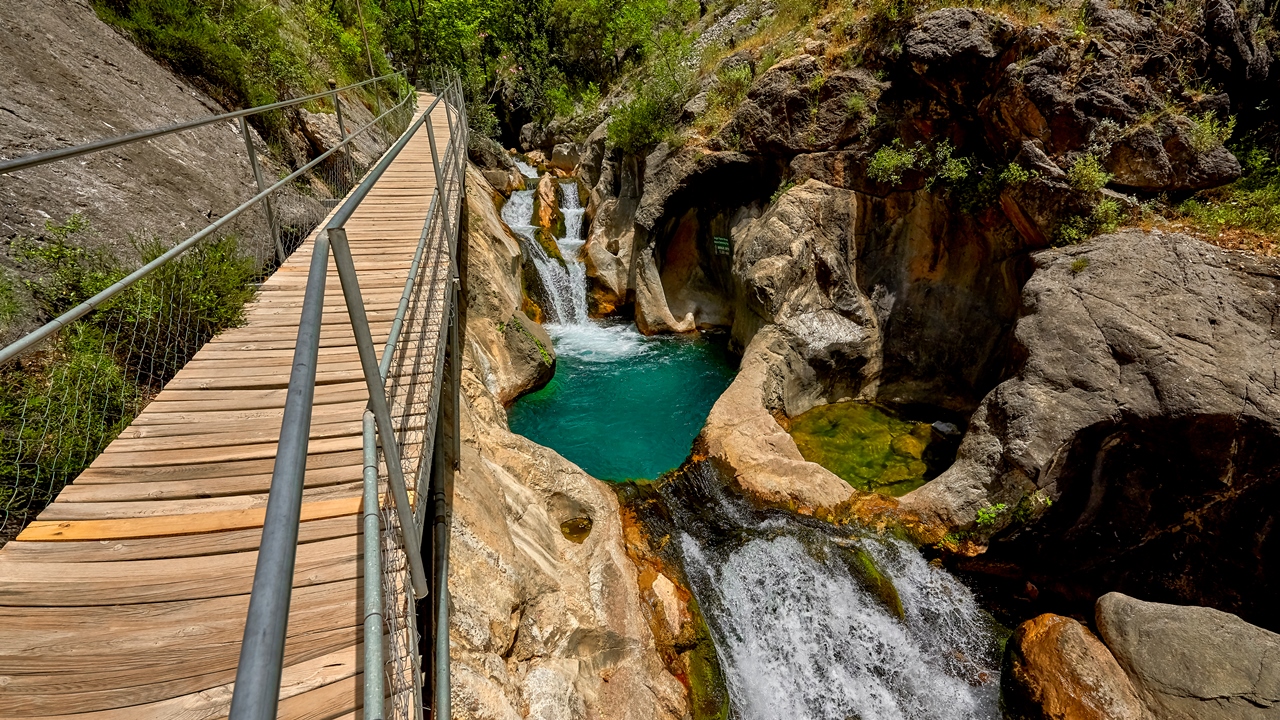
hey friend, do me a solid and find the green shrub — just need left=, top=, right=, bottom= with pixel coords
left=845, top=92, right=869, bottom=117
left=1067, top=154, right=1112, bottom=193
left=1175, top=145, right=1280, bottom=241
left=867, top=139, right=920, bottom=184
left=1187, top=113, right=1236, bottom=154
left=607, top=94, right=672, bottom=153
left=1070, top=257, right=1090, bottom=273
left=711, top=64, right=754, bottom=110
left=976, top=502, right=1007, bottom=528
left=1, top=217, right=259, bottom=536
left=1055, top=198, right=1123, bottom=246
left=999, top=162, right=1033, bottom=186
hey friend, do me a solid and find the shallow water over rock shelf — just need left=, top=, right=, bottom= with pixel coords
left=788, top=402, right=958, bottom=496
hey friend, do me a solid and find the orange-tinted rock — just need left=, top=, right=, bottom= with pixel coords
left=1003, top=613, right=1152, bottom=720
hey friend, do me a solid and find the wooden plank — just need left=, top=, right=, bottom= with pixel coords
left=0, top=93, right=451, bottom=720
left=0, top=535, right=359, bottom=606
left=16, top=496, right=361, bottom=542
left=0, top=515, right=357, bottom=562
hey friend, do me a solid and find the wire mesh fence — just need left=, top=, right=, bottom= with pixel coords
left=377, top=74, right=467, bottom=720
left=0, top=75, right=416, bottom=543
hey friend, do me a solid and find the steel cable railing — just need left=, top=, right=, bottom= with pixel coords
left=0, top=71, right=416, bottom=541
left=228, top=72, right=466, bottom=720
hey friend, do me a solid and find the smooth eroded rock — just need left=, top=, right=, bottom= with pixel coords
left=1002, top=613, right=1151, bottom=720
left=1096, top=593, right=1280, bottom=720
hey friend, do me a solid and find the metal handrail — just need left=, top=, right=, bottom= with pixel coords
left=0, top=80, right=416, bottom=366
left=228, top=75, right=467, bottom=720
left=0, top=72, right=405, bottom=176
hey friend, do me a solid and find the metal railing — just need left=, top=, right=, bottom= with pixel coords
left=0, top=72, right=415, bottom=539
left=228, top=72, right=467, bottom=720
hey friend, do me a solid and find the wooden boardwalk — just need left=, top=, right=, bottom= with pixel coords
left=0, top=94, right=452, bottom=719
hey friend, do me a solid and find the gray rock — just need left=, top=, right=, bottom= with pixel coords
left=549, top=142, right=580, bottom=172
left=577, top=120, right=609, bottom=189
left=1105, top=115, right=1242, bottom=192
left=680, top=91, right=709, bottom=123
left=1096, top=593, right=1280, bottom=719
left=905, top=8, right=1002, bottom=68
left=901, top=232, right=1280, bottom=625
left=1204, top=0, right=1272, bottom=83
left=724, top=55, right=876, bottom=153
left=468, top=133, right=516, bottom=172
left=1085, top=0, right=1154, bottom=44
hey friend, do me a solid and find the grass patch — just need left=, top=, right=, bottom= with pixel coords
left=1070, top=256, right=1090, bottom=273
left=1171, top=145, right=1280, bottom=254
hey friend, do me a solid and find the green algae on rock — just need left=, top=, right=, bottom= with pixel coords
left=788, top=402, right=938, bottom=496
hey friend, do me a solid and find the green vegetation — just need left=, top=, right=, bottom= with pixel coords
left=1070, top=256, right=1090, bottom=273
left=1056, top=198, right=1122, bottom=246
left=0, top=272, right=22, bottom=327
left=1187, top=113, right=1236, bottom=154
left=787, top=401, right=940, bottom=496
left=770, top=179, right=798, bottom=204
left=1173, top=144, right=1280, bottom=253
left=1067, top=154, right=1112, bottom=193
left=1, top=216, right=258, bottom=537
left=91, top=0, right=394, bottom=138
left=975, top=502, right=1007, bottom=528
left=867, top=139, right=920, bottom=184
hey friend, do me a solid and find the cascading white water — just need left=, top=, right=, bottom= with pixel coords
left=671, top=465, right=1003, bottom=720
left=555, top=181, right=591, bottom=323
left=499, top=187, right=581, bottom=324
left=513, top=158, right=540, bottom=179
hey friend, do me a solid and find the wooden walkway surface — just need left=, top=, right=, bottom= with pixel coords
left=0, top=93, right=452, bottom=719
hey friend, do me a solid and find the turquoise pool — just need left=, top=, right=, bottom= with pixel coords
left=507, top=321, right=737, bottom=481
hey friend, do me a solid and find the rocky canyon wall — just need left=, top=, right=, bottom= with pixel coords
left=450, top=165, right=690, bottom=720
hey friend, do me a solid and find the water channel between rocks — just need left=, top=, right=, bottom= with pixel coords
left=500, top=162, right=1003, bottom=720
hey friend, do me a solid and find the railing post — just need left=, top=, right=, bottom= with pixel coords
left=238, top=116, right=285, bottom=265
left=228, top=229, right=332, bottom=720
left=327, top=226, right=430, bottom=598
left=331, top=86, right=354, bottom=189
left=362, top=410, right=386, bottom=720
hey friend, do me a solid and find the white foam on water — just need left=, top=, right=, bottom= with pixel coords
left=513, top=158, right=540, bottom=178
left=545, top=322, right=654, bottom=362
left=680, top=529, right=1002, bottom=720
left=500, top=189, right=579, bottom=324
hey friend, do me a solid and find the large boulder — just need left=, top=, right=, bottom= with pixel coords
left=549, top=142, right=580, bottom=172
left=903, top=231, right=1280, bottom=627
left=904, top=8, right=1014, bottom=107
left=1104, top=115, right=1241, bottom=192
left=1002, top=613, right=1151, bottom=720
left=723, top=54, right=878, bottom=154
left=1096, top=593, right=1280, bottom=719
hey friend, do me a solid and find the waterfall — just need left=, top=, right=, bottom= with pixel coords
left=499, top=187, right=580, bottom=324
left=556, top=181, right=590, bottom=324
left=666, top=463, right=1004, bottom=720
left=499, top=173, right=591, bottom=327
